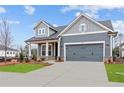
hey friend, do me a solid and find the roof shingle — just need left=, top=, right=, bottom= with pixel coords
left=26, top=19, right=114, bottom=42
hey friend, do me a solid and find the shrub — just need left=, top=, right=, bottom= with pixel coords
left=19, top=53, right=24, bottom=63
left=24, top=57, right=29, bottom=63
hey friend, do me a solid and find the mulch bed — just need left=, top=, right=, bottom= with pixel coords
left=0, top=60, right=53, bottom=67
left=27, top=60, right=53, bottom=66
left=0, top=61, right=20, bottom=66
left=104, top=61, right=124, bottom=64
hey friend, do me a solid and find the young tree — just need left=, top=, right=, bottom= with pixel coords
left=0, top=18, right=13, bottom=62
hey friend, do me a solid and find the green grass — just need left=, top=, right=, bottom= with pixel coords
left=0, top=63, right=45, bottom=73
left=105, top=64, right=124, bottom=82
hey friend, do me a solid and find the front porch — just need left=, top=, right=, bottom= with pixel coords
left=26, top=39, right=61, bottom=61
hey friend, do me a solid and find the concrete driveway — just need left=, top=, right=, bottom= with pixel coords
left=0, top=62, right=124, bottom=87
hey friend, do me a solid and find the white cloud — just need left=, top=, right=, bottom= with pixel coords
left=112, top=20, right=124, bottom=45
left=61, top=5, right=124, bottom=19
left=53, top=24, right=58, bottom=27
left=0, top=7, right=6, bottom=13
left=75, top=12, right=81, bottom=17
left=24, top=5, right=35, bottom=15
left=112, top=20, right=124, bottom=33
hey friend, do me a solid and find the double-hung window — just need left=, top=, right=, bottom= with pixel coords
left=41, top=44, right=52, bottom=56
left=38, top=28, right=46, bottom=35
left=41, top=45, right=46, bottom=56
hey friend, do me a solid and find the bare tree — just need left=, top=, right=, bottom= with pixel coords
left=0, top=18, right=13, bottom=62
left=114, top=33, right=124, bottom=57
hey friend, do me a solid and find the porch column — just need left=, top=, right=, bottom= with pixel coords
left=58, top=38, right=60, bottom=57
left=110, top=35, right=113, bottom=57
left=28, top=43, right=31, bottom=59
left=54, top=42, right=56, bottom=56
left=46, top=42, right=48, bottom=59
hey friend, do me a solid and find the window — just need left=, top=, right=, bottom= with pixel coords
left=7, top=52, right=9, bottom=54
left=42, top=28, right=45, bottom=34
left=42, top=45, right=46, bottom=56
left=13, top=52, right=15, bottom=54
left=41, top=44, right=52, bottom=56
left=10, top=52, right=12, bottom=54
left=48, top=45, right=52, bottom=56
left=79, top=23, right=87, bottom=32
left=38, top=28, right=45, bottom=35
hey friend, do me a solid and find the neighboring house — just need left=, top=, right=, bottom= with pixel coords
left=25, top=13, right=117, bottom=62
left=0, top=45, right=18, bottom=58
left=120, top=43, right=124, bottom=57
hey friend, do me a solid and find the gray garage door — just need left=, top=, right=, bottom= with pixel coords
left=66, top=43, right=103, bottom=62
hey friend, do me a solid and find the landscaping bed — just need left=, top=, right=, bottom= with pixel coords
left=105, top=64, right=124, bottom=83
left=0, top=61, right=52, bottom=73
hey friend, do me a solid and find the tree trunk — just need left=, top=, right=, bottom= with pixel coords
left=4, top=46, right=7, bottom=64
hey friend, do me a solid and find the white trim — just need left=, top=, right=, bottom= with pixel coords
left=34, top=20, right=57, bottom=32
left=62, top=31, right=108, bottom=36
left=31, top=40, right=58, bottom=44
left=82, top=13, right=113, bottom=32
left=42, top=21, right=50, bottom=28
left=37, top=44, right=39, bottom=57
left=58, top=37, right=61, bottom=57
left=28, top=43, right=31, bottom=59
left=57, top=13, right=113, bottom=37
left=37, top=28, right=46, bottom=35
left=46, top=42, right=48, bottom=57
left=79, top=23, right=87, bottom=32
left=64, top=41, right=105, bottom=62
left=110, top=35, right=113, bottom=57
left=42, top=21, right=57, bottom=31
left=54, top=42, right=56, bottom=56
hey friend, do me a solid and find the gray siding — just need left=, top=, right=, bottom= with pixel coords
left=35, top=22, right=49, bottom=37
left=49, top=29, right=56, bottom=36
left=63, top=16, right=106, bottom=35
left=60, top=32, right=110, bottom=58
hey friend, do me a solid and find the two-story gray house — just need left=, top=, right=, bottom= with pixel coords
left=25, top=13, right=117, bottom=62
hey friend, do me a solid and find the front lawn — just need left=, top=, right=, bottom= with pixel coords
left=0, top=63, right=45, bottom=73
left=105, top=64, right=124, bottom=83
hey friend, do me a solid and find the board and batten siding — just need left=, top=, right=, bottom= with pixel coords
left=35, top=22, right=56, bottom=37
left=63, top=16, right=106, bottom=35
left=35, top=22, right=49, bottom=37
left=60, top=32, right=110, bottom=58
left=49, top=28, right=56, bottom=36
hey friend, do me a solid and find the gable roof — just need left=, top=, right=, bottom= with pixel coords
left=57, top=13, right=114, bottom=37
left=98, top=20, right=114, bottom=31
left=54, top=25, right=67, bottom=31
left=0, top=45, right=18, bottom=51
left=34, top=20, right=58, bottom=32
left=25, top=25, right=68, bottom=42
left=26, top=13, right=114, bottom=43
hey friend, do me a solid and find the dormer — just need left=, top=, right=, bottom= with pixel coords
left=34, top=20, right=57, bottom=37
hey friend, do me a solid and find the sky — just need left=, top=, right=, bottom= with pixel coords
left=0, top=5, right=124, bottom=48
